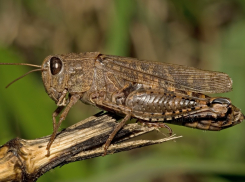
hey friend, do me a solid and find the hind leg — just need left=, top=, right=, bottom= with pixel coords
left=136, top=120, right=173, bottom=135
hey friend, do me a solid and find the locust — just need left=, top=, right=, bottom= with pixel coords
left=0, top=52, right=244, bottom=156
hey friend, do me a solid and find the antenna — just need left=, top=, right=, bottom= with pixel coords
left=0, top=63, right=41, bottom=68
left=0, top=62, right=45, bottom=88
left=5, top=68, right=45, bottom=88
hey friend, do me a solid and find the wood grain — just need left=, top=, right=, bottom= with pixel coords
left=0, top=112, right=181, bottom=182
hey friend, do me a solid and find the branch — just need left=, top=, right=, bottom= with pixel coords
left=0, top=112, right=182, bottom=182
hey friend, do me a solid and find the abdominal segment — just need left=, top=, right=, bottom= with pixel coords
left=125, top=89, right=243, bottom=131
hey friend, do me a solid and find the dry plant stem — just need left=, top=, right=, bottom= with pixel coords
left=0, top=112, right=181, bottom=182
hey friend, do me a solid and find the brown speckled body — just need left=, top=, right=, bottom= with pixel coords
left=39, top=52, right=244, bottom=155
left=4, top=52, right=242, bottom=156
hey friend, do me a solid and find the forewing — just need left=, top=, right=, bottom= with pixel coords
left=99, top=54, right=232, bottom=94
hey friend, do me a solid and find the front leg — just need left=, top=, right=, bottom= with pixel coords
left=46, top=94, right=80, bottom=157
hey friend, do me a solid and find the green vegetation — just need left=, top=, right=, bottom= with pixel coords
left=0, top=0, right=245, bottom=181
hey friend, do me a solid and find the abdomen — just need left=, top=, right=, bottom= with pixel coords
left=125, top=88, right=243, bottom=131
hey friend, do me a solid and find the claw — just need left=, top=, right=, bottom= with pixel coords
left=137, top=119, right=173, bottom=136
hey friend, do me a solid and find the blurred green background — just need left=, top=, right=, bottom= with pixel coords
left=0, top=0, right=245, bottom=181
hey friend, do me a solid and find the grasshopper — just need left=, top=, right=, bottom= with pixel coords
left=1, top=52, right=244, bottom=156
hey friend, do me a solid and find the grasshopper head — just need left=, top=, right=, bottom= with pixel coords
left=41, top=53, right=97, bottom=103
left=41, top=55, right=68, bottom=103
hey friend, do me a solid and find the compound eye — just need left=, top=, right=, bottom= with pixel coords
left=211, top=98, right=231, bottom=105
left=50, top=57, right=62, bottom=75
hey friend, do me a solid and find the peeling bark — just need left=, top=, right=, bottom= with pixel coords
left=0, top=112, right=181, bottom=182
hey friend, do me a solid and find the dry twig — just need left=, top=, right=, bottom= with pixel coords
left=0, top=112, right=181, bottom=182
